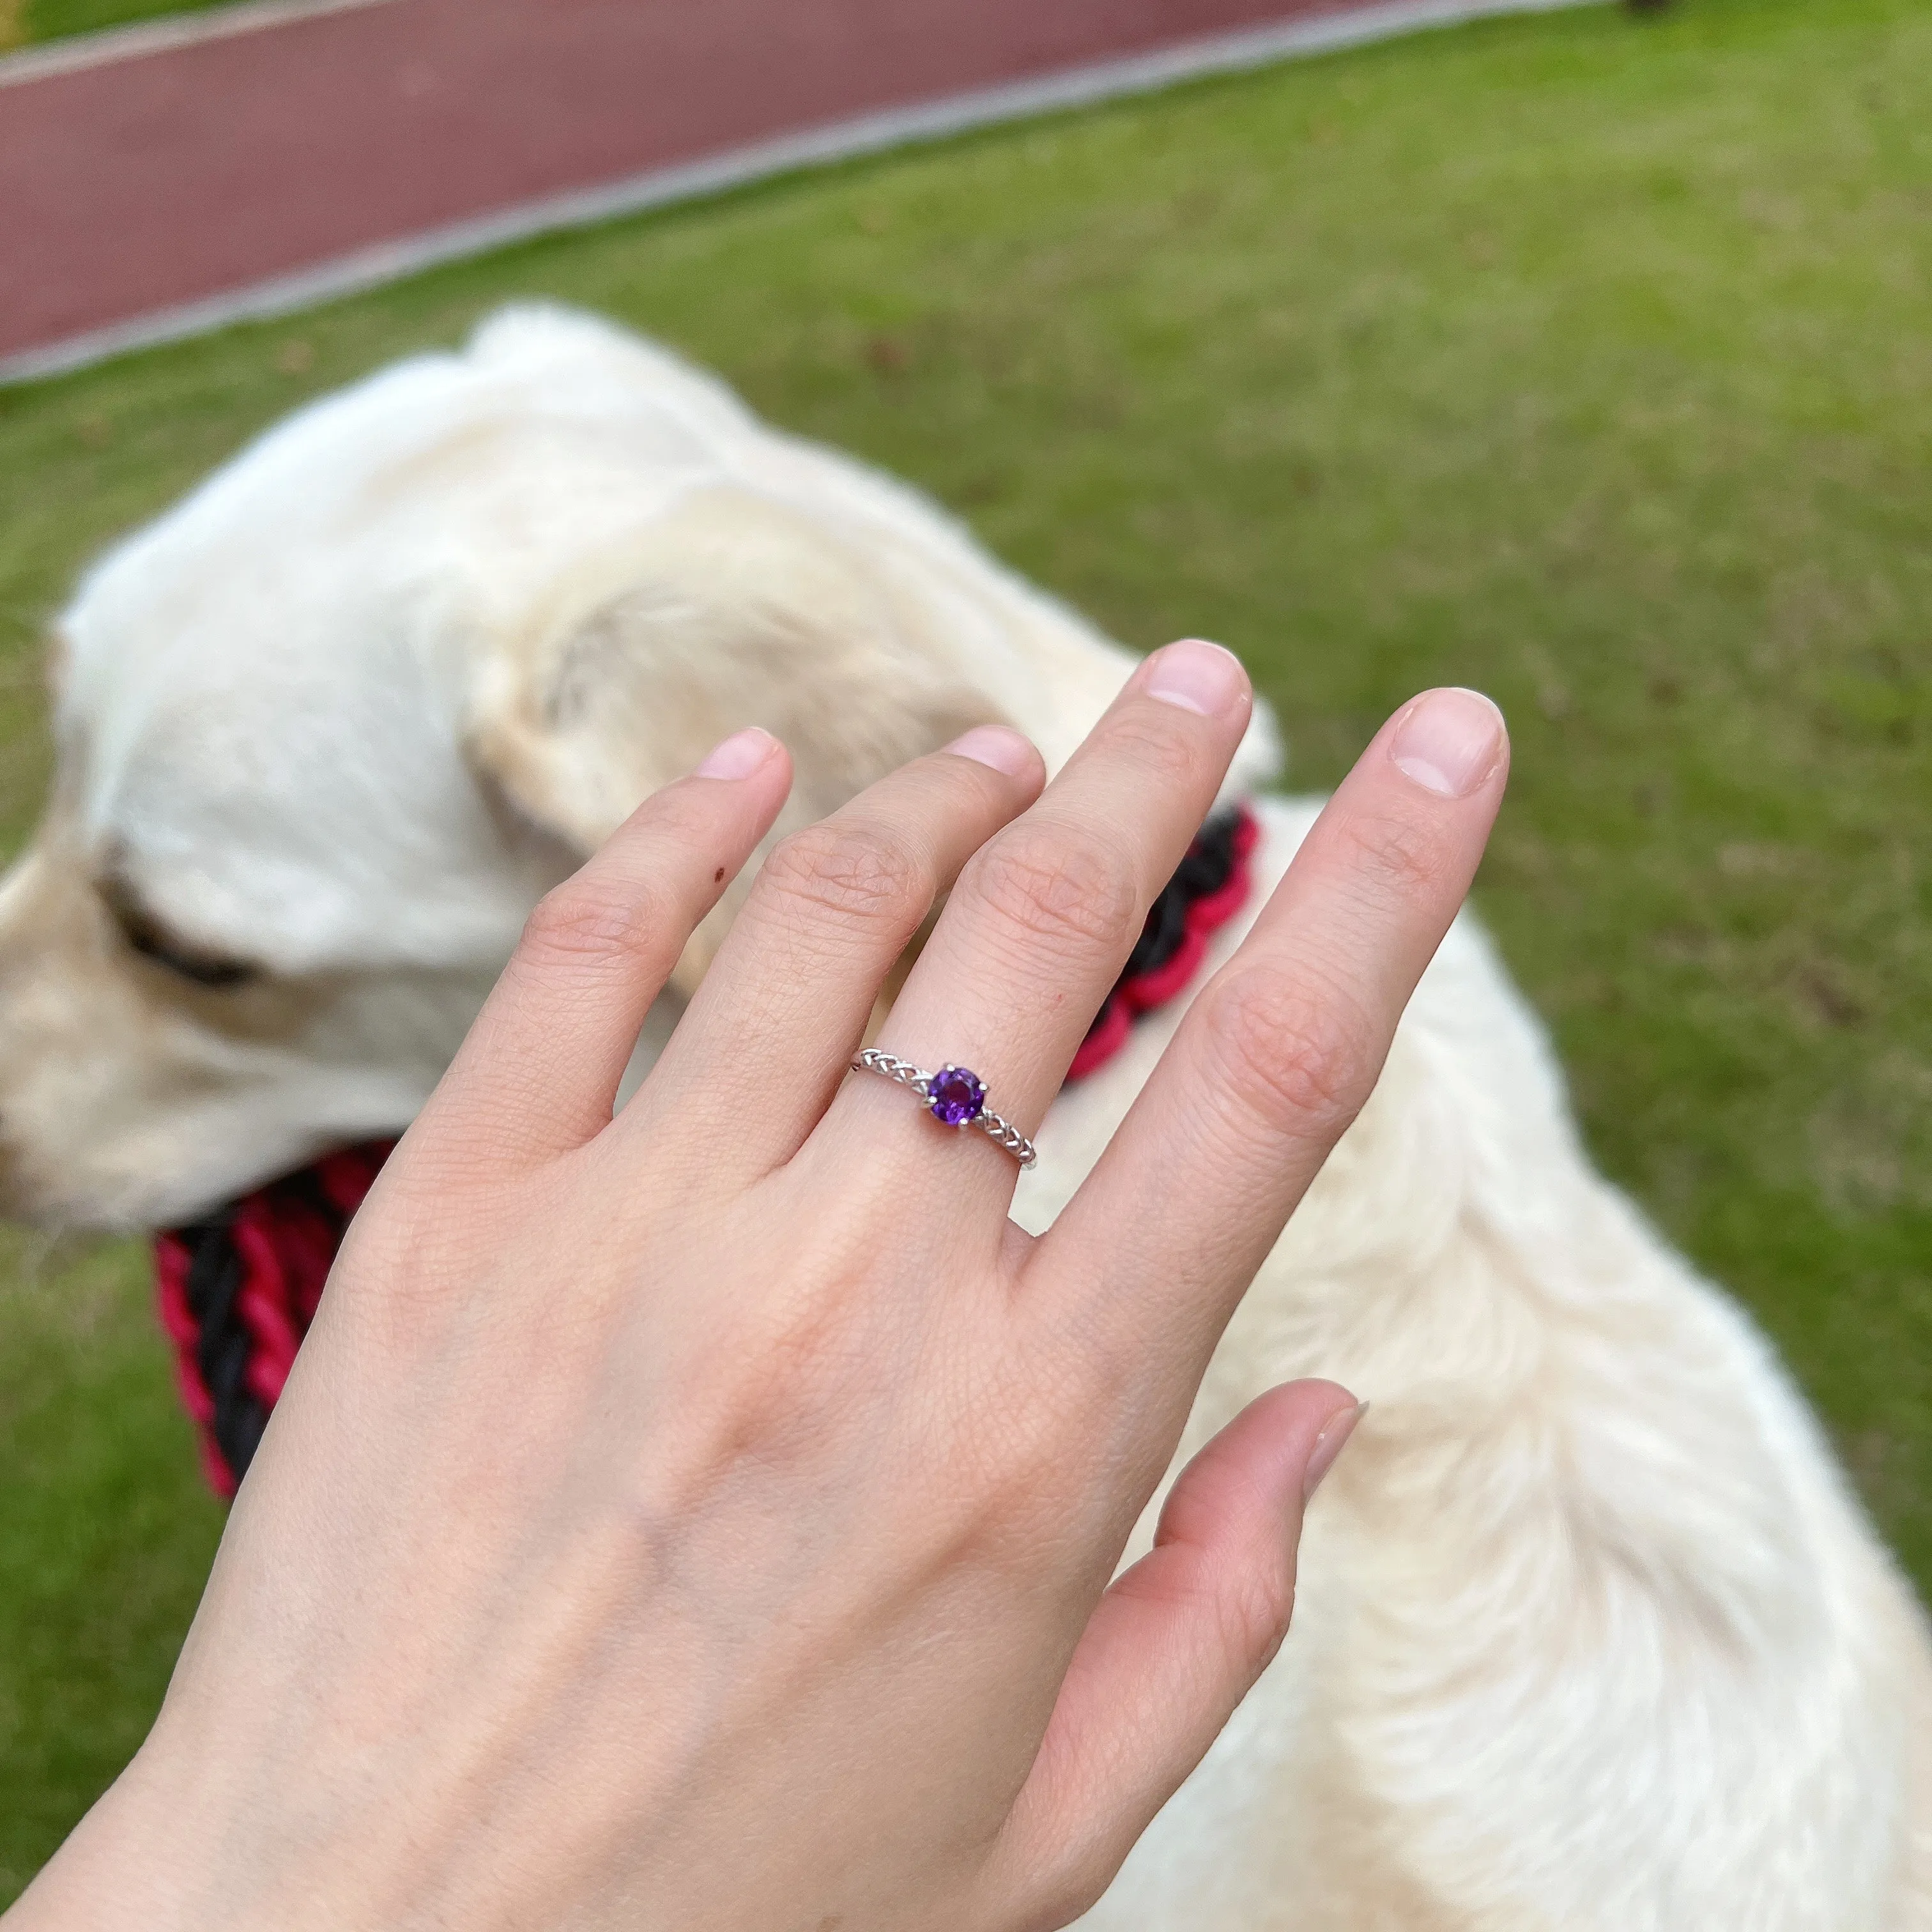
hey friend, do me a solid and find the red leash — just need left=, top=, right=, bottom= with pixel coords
left=155, top=807, right=1259, bottom=1494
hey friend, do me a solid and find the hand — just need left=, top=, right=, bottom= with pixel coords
left=12, top=643, right=1506, bottom=1932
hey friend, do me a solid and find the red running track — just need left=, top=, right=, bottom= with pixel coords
left=0, top=0, right=1384, bottom=372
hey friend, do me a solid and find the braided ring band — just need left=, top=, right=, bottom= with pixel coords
left=850, top=1049, right=1038, bottom=1168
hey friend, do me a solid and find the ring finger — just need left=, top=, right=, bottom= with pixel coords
left=626, top=724, right=1046, bottom=1181
left=815, top=639, right=1255, bottom=1216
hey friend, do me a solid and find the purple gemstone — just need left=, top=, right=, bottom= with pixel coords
left=927, top=1065, right=986, bottom=1127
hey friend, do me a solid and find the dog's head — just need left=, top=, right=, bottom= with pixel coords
left=0, top=307, right=1278, bottom=1229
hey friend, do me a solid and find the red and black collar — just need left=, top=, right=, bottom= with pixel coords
left=157, top=804, right=1261, bottom=1494
left=1071, top=804, right=1259, bottom=1079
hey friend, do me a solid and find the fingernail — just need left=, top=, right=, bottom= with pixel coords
left=1303, top=1400, right=1367, bottom=1501
left=1389, top=689, right=1505, bottom=799
left=943, top=724, right=1037, bottom=777
left=695, top=726, right=778, bottom=780
left=1140, top=638, right=1249, bottom=718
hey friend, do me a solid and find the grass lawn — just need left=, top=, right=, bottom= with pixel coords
left=3, top=0, right=1929, bottom=1895
left=1, top=0, right=244, bottom=50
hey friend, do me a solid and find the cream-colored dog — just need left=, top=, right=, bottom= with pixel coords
left=3, top=307, right=1928, bottom=1928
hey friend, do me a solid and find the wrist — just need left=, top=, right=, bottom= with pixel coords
left=3, top=1739, right=321, bottom=1932
left=3, top=1761, right=190, bottom=1932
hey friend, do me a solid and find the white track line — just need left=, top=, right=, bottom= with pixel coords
left=0, top=0, right=399, bottom=89
left=0, top=0, right=1603, bottom=386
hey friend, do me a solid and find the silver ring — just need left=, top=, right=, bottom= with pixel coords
left=850, top=1050, right=1038, bottom=1168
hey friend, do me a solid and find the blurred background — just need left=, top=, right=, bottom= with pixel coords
left=1, top=0, right=1927, bottom=1901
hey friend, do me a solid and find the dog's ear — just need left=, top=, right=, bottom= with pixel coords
left=464, top=485, right=1013, bottom=992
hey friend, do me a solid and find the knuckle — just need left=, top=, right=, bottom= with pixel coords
left=963, top=824, right=1140, bottom=963
left=1339, top=805, right=1450, bottom=903
left=1221, top=1560, right=1297, bottom=1670
left=757, top=820, right=926, bottom=937
left=519, top=878, right=665, bottom=971
left=1103, top=707, right=1206, bottom=787
left=1018, top=1859, right=1123, bottom=1932
left=1194, top=966, right=1381, bottom=1142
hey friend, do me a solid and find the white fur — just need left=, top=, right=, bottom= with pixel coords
left=2, top=307, right=1927, bottom=1924
left=1048, top=806, right=1932, bottom=1926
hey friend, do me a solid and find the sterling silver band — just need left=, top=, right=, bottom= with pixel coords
left=850, top=1049, right=1038, bottom=1168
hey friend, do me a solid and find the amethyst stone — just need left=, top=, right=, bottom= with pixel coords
left=927, top=1065, right=986, bottom=1128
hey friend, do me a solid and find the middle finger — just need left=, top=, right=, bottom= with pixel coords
left=627, top=724, right=1045, bottom=1181
left=816, top=639, right=1255, bottom=1215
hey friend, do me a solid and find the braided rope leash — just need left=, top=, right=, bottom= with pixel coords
left=153, top=807, right=1259, bottom=1494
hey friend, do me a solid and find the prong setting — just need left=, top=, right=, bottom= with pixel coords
left=850, top=1051, right=1035, bottom=1167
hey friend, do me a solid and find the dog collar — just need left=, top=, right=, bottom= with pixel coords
left=155, top=1142, right=392, bottom=1497
left=1071, top=804, right=1259, bottom=1079
left=155, top=804, right=1261, bottom=1494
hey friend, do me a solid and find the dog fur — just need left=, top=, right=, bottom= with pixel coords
left=3, top=306, right=1928, bottom=1927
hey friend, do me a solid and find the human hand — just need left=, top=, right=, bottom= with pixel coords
left=12, top=643, right=1506, bottom=1932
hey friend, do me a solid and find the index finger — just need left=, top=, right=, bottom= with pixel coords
left=1034, top=686, right=1508, bottom=1382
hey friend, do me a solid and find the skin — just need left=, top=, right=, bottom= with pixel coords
left=3, top=643, right=1506, bottom=1932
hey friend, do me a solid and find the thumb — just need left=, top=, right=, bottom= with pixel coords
left=987, top=1381, right=1364, bottom=1929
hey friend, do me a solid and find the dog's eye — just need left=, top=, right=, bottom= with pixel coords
left=125, top=926, right=261, bottom=989
left=106, top=894, right=260, bottom=989
left=96, top=862, right=264, bottom=990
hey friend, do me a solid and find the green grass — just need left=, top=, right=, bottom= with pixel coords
left=0, top=1236, right=222, bottom=1894
left=1, top=0, right=243, bottom=50
left=3, top=0, right=1929, bottom=1896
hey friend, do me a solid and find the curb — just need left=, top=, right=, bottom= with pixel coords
left=0, top=0, right=397, bottom=89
